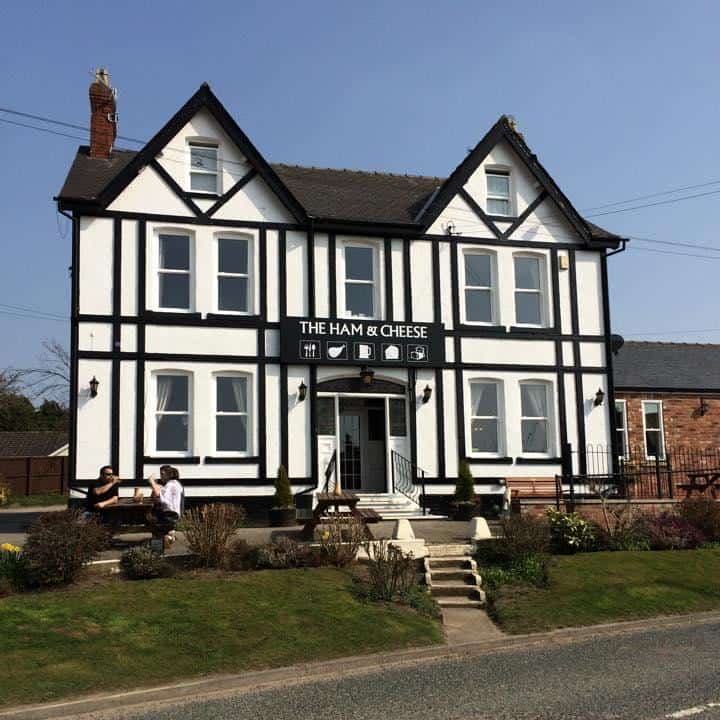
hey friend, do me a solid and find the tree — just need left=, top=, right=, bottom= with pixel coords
left=454, top=460, right=476, bottom=503
left=0, top=392, right=36, bottom=431
left=273, top=465, right=294, bottom=508
left=16, top=339, right=70, bottom=406
left=34, top=400, right=69, bottom=431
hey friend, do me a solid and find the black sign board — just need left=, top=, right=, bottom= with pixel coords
left=280, top=318, right=445, bottom=367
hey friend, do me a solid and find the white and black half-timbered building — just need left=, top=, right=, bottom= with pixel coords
left=56, top=71, right=627, bottom=517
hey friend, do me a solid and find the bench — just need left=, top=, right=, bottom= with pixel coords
left=508, top=479, right=559, bottom=498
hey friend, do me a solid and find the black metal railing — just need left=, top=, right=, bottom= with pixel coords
left=390, top=450, right=427, bottom=515
left=559, top=444, right=720, bottom=502
left=322, top=450, right=337, bottom=494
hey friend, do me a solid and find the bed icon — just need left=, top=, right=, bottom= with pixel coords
left=408, top=344, right=428, bottom=362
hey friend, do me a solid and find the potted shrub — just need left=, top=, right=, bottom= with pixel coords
left=269, top=465, right=296, bottom=527
left=452, top=460, right=478, bottom=521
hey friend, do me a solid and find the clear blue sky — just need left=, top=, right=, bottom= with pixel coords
left=2, top=0, right=720, bottom=373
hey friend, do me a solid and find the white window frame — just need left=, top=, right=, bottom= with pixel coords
left=485, top=168, right=512, bottom=216
left=519, top=380, right=555, bottom=457
left=187, top=139, right=219, bottom=194
left=513, top=251, right=549, bottom=328
left=467, top=378, right=504, bottom=456
left=152, top=371, right=193, bottom=457
left=614, top=399, right=629, bottom=459
left=214, top=233, right=254, bottom=315
left=641, top=400, right=666, bottom=460
left=154, top=229, right=195, bottom=313
left=339, top=240, right=382, bottom=320
left=213, top=372, right=252, bottom=456
left=461, top=249, right=497, bottom=325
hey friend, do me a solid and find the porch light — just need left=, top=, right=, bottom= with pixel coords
left=593, top=388, right=605, bottom=407
left=698, top=397, right=710, bottom=416
left=297, top=381, right=307, bottom=402
left=422, top=385, right=432, bottom=404
left=89, top=376, right=99, bottom=398
left=359, top=366, right=374, bottom=386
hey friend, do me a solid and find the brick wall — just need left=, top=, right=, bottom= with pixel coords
left=616, top=391, right=720, bottom=452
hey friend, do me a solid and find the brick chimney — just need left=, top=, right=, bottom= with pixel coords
left=89, top=68, right=117, bottom=159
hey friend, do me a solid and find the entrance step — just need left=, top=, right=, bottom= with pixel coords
left=426, top=543, right=474, bottom=557
left=424, top=546, right=485, bottom=609
left=436, top=597, right=486, bottom=609
left=352, top=492, right=441, bottom=520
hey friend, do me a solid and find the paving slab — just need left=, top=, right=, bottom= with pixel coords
left=442, top=607, right=503, bottom=644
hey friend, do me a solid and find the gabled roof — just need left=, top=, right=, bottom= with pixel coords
left=0, top=431, right=68, bottom=458
left=56, top=86, right=624, bottom=245
left=418, top=115, right=602, bottom=244
left=72, top=83, right=307, bottom=222
left=614, top=342, right=720, bottom=391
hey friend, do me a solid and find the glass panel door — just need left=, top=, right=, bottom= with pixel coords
left=339, top=413, right=361, bottom=490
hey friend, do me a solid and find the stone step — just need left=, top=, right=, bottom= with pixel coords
left=437, top=597, right=486, bottom=609
left=430, top=583, right=483, bottom=599
left=429, top=569, right=479, bottom=582
left=426, top=555, right=476, bottom=567
left=426, top=544, right=474, bottom=557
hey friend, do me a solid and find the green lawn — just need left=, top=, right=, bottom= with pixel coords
left=490, top=549, right=720, bottom=634
left=4, top=493, right=67, bottom=508
left=0, top=568, right=442, bottom=709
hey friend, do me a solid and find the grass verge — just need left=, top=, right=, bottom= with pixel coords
left=489, top=549, right=720, bottom=634
left=0, top=568, right=442, bottom=708
left=4, top=494, right=67, bottom=508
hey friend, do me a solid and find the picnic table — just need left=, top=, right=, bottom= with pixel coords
left=677, top=471, right=720, bottom=499
left=301, top=492, right=379, bottom=541
left=99, top=499, right=155, bottom=532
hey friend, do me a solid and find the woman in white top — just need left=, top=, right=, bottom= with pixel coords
left=148, top=465, right=184, bottom=545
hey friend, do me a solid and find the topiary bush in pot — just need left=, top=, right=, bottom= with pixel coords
left=452, top=460, right=477, bottom=520
left=269, top=465, right=296, bottom=527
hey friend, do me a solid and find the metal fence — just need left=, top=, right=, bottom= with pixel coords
left=561, top=444, right=720, bottom=501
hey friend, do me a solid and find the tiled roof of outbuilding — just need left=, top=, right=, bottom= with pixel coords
left=0, top=431, right=68, bottom=458
left=613, top=341, right=720, bottom=391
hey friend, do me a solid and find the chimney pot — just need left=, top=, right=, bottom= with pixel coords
left=89, top=68, right=117, bottom=159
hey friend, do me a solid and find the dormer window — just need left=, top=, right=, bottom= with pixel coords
left=189, top=141, right=219, bottom=193
left=486, top=170, right=511, bottom=215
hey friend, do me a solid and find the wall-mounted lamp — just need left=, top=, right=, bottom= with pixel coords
left=297, top=381, right=307, bottom=402
left=593, top=388, right=605, bottom=407
left=89, top=376, right=99, bottom=398
left=422, top=385, right=432, bottom=404
left=698, top=397, right=710, bottom=417
left=359, top=366, right=375, bottom=386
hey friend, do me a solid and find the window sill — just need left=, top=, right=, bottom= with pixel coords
left=145, top=310, right=202, bottom=321
left=458, top=323, right=507, bottom=333
left=509, top=325, right=554, bottom=334
left=515, top=457, right=561, bottom=465
left=143, top=456, right=201, bottom=465
left=204, top=456, right=259, bottom=464
left=186, top=191, right=220, bottom=199
left=486, top=214, right=517, bottom=222
left=465, top=456, right=513, bottom=465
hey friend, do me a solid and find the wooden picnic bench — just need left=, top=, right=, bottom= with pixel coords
left=677, top=471, right=720, bottom=499
left=301, top=492, right=378, bottom=541
left=99, top=499, right=155, bottom=531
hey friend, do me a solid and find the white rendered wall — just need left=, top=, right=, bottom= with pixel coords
left=410, top=241, right=434, bottom=322
left=576, top=251, right=605, bottom=335
left=145, top=325, right=257, bottom=356
left=120, top=219, right=138, bottom=316
left=414, top=368, right=438, bottom=475
left=78, top=322, right=112, bottom=352
left=461, top=338, right=555, bottom=365
left=118, top=361, right=136, bottom=478
left=287, top=365, right=310, bottom=477
left=286, top=231, right=308, bottom=317
left=391, top=239, right=405, bottom=321
left=76, top=359, right=112, bottom=478
left=79, top=217, right=113, bottom=315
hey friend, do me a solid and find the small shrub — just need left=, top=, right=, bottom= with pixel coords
left=183, top=503, right=246, bottom=568
left=0, top=475, right=10, bottom=507
left=221, top=538, right=254, bottom=571
left=21, top=510, right=109, bottom=588
left=476, top=512, right=551, bottom=568
left=317, top=515, right=365, bottom=567
left=0, top=544, right=26, bottom=592
left=643, top=512, right=705, bottom=550
left=678, top=497, right=720, bottom=542
left=546, top=509, right=595, bottom=554
left=273, top=465, right=293, bottom=508
left=402, top=584, right=442, bottom=619
left=480, top=553, right=549, bottom=590
left=454, top=460, right=475, bottom=503
left=363, top=540, right=417, bottom=600
left=590, top=511, right=652, bottom=552
left=120, top=546, right=173, bottom=580
left=255, top=536, right=304, bottom=569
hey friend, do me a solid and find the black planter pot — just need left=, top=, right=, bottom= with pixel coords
left=269, top=507, right=297, bottom=527
left=452, top=502, right=477, bottom=522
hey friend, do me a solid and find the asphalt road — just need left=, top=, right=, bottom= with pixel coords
left=94, top=618, right=720, bottom=720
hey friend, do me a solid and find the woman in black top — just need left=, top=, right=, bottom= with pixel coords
left=86, top=465, right=120, bottom=513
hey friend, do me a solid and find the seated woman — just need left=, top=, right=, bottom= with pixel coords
left=147, top=465, right=184, bottom=545
left=85, top=465, right=120, bottom=515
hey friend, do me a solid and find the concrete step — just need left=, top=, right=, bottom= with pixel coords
left=437, top=597, right=486, bottom=609
left=425, top=556, right=476, bottom=570
left=430, top=583, right=483, bottom=599
left=429, top=569, right=479, bottom=582
left=426, top=544, right=474, bottom=557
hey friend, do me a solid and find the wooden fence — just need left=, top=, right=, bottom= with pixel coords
left=0, top=456, right=68, bottom=496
